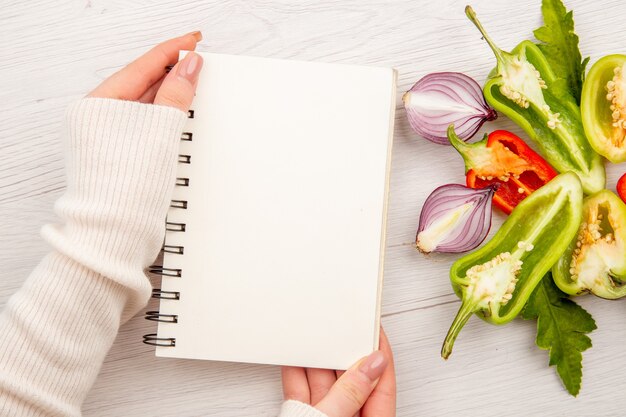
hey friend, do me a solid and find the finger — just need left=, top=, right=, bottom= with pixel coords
left=138, top=75, right=166, bottom=103
left=333, top=370, right=358, bottom=417
left=306, top=368, right=337, bottom=405
left=281, top=367, right=310, bottom=403
left=89, top=31, right=201, bottom=100
left=153, top=51, right=203, bottom=111
left=362, top=328, right=396, bottom=417
left=315, top=350, right=388, bottom=417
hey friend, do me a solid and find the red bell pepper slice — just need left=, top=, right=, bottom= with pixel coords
left=448, top=128, right=558, bottom=214
left=618, top=173, right=626, bottom=204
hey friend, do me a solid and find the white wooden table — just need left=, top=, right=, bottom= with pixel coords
left=2, top=0, right=626, bottom=415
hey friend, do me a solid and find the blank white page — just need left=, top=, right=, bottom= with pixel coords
left=156, top=52, right=396, bottom=370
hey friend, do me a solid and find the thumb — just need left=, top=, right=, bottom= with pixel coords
left=315, top=351, right=388, bottom=417
left=154, top=51, right=203, bottom=111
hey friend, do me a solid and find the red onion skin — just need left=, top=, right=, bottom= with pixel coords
left=416, top=183, right=498, bottom=254
left=403, top=72, right=497, bottom=145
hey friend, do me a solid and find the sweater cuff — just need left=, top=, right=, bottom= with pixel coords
left=42, top=97, right=188, bottom=321
left=278, top=400, right=329, bottom=417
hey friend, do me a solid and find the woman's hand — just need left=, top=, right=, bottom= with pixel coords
left=88, top=31, right=204, bottom=112
left=281, top=328, right=396, bottom=417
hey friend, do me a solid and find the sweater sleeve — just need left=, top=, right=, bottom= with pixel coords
left=278, top=400, right=329, bottom=417
left=0, top=98, right=187, bottom=416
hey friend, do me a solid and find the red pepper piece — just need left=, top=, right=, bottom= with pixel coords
left=448, top=127, right=558, bottom=214
left=618, top=173, right=626, bottom=204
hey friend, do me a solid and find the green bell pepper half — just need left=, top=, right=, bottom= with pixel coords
left=552, top=189, right=626, bottom=299
left=581, top=54, right=626, bottom=163
left=442, top=172, right=583, bottom=359
left=466, top=6, right=605, bottom=195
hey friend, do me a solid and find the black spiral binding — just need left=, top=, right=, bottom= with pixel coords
left=145, top=311, right=178, bottom=323
left=170, top=199, right=188, bottom=209
left=152, top=289, right=180, bottom=300
left=166, top=222, right=186, bottom=232
left=163, top=245, right=184, bottom=254
left=143, top=107, right=194, bottom=348
left=148, top=266, right=181, bottom=277
left=143, top=334, right=176, bottom=347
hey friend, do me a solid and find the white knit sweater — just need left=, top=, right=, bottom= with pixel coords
left=0, top=98, right=326, bottom=417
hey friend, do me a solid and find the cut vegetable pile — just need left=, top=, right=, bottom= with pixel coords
left=406, top=0, right=626, bottom=397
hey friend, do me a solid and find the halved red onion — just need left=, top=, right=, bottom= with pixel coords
left=416, top=183, right=498, bottom=254
left=403, top=72, right=497, bottom=145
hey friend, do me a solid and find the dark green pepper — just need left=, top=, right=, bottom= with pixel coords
left=465, top=6, right=605, bottom=195
left=581, top=55, right=626, bottom=163
left=442, top=172, right=583, bottom=359
left=553, top=190, right=626, bottom=299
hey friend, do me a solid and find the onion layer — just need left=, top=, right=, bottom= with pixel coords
left=416, top=183, right=497, bottom=254
left=403, top=72, right=497, bottom=145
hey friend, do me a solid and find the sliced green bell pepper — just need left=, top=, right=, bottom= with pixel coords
left=553, top=189, right=626, bottom=299
left=581, top=55, right=626, bottom=163
left=465, top=7, right=605, bottom=195
left=442, top=172, right=583, bottom=359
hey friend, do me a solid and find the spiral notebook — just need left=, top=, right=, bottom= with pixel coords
left=144, top=51, right=396, bottom=370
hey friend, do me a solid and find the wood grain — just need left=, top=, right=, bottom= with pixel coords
left=2, top=0, right=626, bottom=415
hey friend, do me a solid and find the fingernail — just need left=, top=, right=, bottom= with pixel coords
left=177, top=52, right=203, bottom=82
left=185, top=31, right=203, bottom=42
left=358, top=351, right=387, bottom=382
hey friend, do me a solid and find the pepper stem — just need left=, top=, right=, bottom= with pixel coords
left=447, top=124, right=469, bottom=151
left=465, top=6, right=507, bottom=68
left=441, top=298, right=478, bottom=359
left=447, top=124, right=489, bottom=173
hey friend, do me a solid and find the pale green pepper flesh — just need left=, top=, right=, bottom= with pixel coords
left=581, top=54, right=626, bottom=163
left=553, top=190, right=626, bottom=299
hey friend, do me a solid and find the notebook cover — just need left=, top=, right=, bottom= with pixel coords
left=155, top=51, right=396, bottom=370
